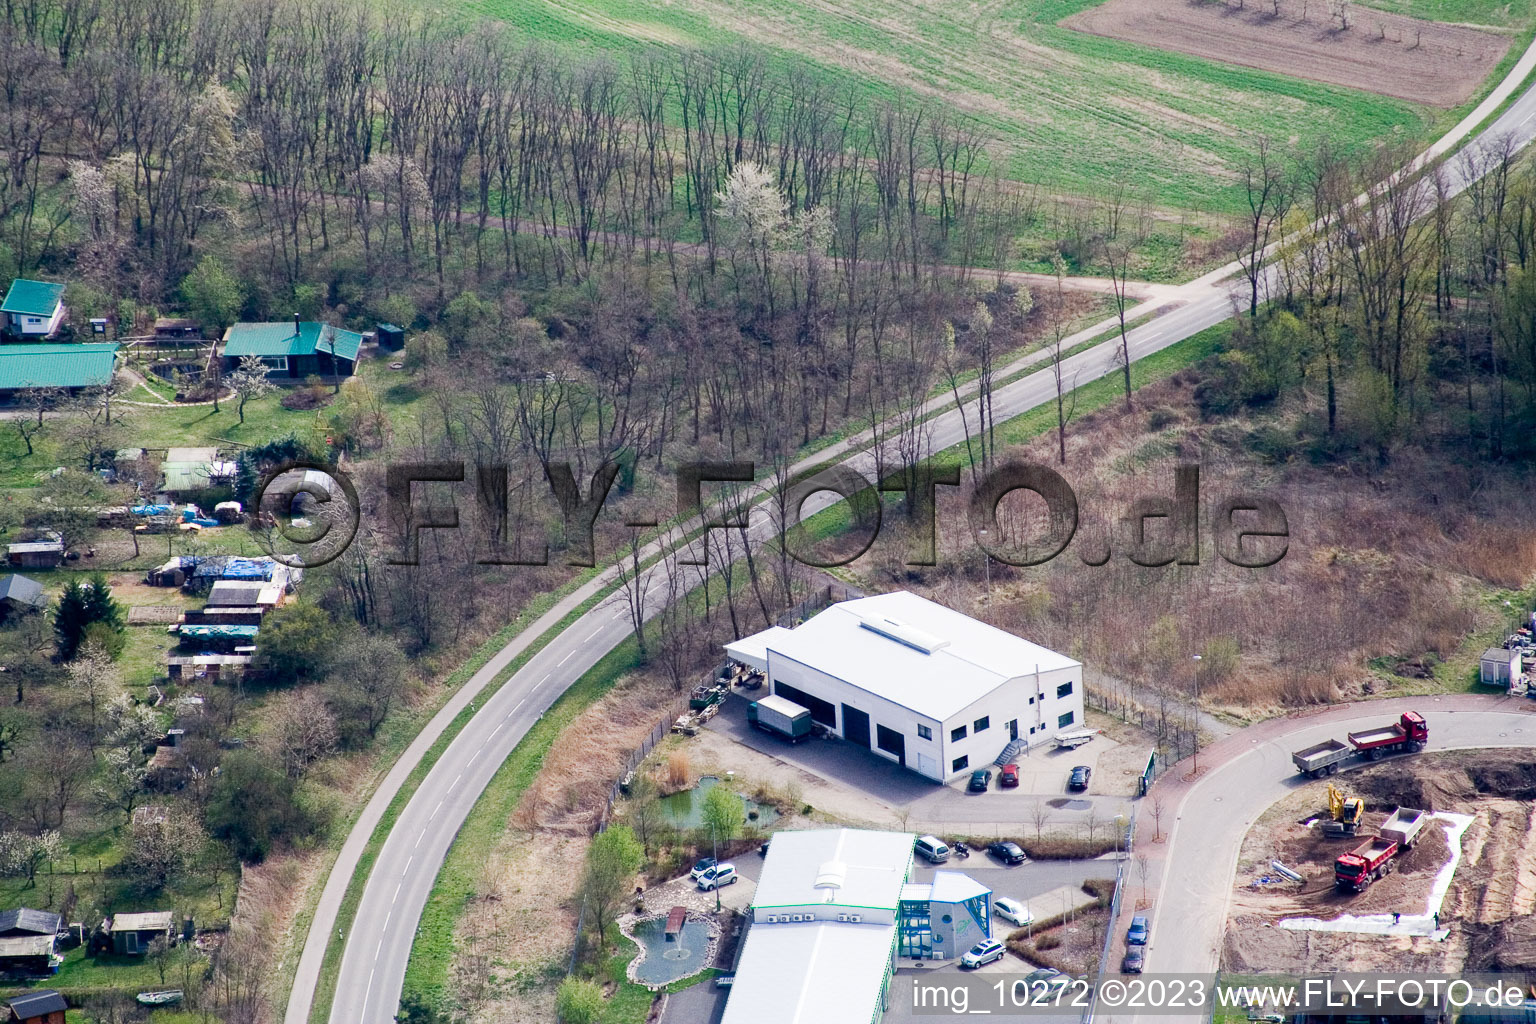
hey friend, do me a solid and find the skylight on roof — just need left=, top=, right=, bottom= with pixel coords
left=856, top=614, right=949, bottom=654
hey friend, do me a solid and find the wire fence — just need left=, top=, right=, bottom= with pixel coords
left=1087, top=809, right=1136, bottom=1024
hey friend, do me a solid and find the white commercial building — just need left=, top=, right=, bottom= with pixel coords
left=726, top=591, right=1083, bottom=782
left=721, top=828, right=913, bottom=1024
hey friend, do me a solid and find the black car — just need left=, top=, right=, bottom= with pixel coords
left=1068, top=765, right=1092, bottom=791
left=1121, top=946, right=1145, bottom=973
left=988, top=841, right=1027, bottom=865
left=968, top=769, right=992, bottom=792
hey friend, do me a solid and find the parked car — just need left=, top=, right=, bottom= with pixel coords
left=690, top=856, right=717, bottom=882
left=1121, top=946, right=1145, bottom=973
left=968, top=769, right=992, bottom=792
left=992, top=897, right=1032, bottom=926
left=999, top=763, right=1019, bottom=787
left=960, top=938, right=1007, bottom=969
left=1068, top=765, right=1092, bottom=791
left=987, top=841, right=1028, bottom=865
left=698, top=863, right=738, bottom=890
left=1126, top=914, right=1150, bottom=945
left=914, top=835, right=950, bottom=863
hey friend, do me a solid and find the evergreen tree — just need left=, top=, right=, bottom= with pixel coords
left=82, top=573, right=124, bottom=632
left=53, top=580, right=90, bottom=660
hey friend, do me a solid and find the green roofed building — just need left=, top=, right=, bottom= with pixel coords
left=0, top=343, right=117, bottom=394
left=222, top=319, right=364, bottom=379
left=1, top=279, right=66, bottom=338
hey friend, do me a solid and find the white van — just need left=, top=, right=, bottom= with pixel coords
left=914, top=835, right=950, bottom=863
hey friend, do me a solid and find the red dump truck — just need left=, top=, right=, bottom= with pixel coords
left=1346, top=711, right=1429, bottom=760
left=1335, top=836, right=1399, bottom=891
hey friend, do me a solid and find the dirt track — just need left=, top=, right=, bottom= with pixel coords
left=1063, top=0, right=1507, bottom=107
left=1223, top=751, right=1536, bottom=973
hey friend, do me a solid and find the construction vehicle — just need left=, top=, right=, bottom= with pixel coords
left=1379, top=806, right=1428, bottom=850
left=1321, top=783, right=1365, bottom=838
left=747, top=695, right=813, bottom=743
left=1346, top=711, right=1428, bottom=759
left=1291, top=711, right=1429, bottom=778
left=1335, top=836, right=1399, bottom=891
left=1292, top=738, right=1352, bottom=778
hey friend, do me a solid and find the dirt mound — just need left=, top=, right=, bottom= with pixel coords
left=1465, top=916, right=1536, bottom=970
left=1349, top=761, right=1477, bottom=812
left=1466, top=760, right=1536, bottom=802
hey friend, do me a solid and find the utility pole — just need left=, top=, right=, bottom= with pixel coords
left=1191, top=654, right=1202, bottom=774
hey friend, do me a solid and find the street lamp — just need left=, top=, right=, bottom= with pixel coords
left=1191, top=654, right=1202, bottom=774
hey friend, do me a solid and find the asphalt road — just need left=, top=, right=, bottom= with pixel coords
left=288, top=39, right=1536, bottom=1024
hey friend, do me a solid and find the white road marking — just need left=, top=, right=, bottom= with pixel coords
left=512, top=699, right=525, bottom=712
left=557, top=650, right=574, bottom=666
left=585, top=626, right=602, bottom=641
left=393, top=882, right=403, bottom=903
left=413, top=831, right=425, bottom=850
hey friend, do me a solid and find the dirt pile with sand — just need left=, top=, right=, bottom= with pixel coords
left=1223, top=751, right=1536, bottom=974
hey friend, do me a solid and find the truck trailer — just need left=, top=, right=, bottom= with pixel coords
left=1292, top=739, right=1352, bottom=778
left=1335, top=836, right=1399, bottom=891
left=1379, top=807, right=1429, bottom=850
left=747, top=694, right=813, bottom=743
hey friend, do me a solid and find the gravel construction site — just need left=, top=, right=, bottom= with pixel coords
left=1223, top=751, right=1536, bottom=974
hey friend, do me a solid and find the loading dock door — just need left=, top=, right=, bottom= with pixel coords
left=876, top=725, right=906, bottom=766
left=842, top=705, right=871, bottom=748
left=773, top=682, right=837, bottom=728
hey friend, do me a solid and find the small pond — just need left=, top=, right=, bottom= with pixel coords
left=657, top=774, right=779, bottom=830
left=628, top=917, right=714, bottom=985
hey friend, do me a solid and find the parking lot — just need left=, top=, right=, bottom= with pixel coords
left=701, top=694, right=1140, bottom=835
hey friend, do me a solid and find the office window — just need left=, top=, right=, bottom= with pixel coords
left=973, top=716, right=989, bottom=733
left=950, top=724, right=967, bottom=742
left=951, top=755, right=969, bottom=772
left=917, top=724, right=932, bottom=740
left=1057, top=681, right=1074, bottom=699
left=1058, top=711, right=1075, bottom=728
left=1028, top=695, right=1035, bottom=704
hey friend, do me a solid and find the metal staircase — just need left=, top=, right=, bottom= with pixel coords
left=994, top=738, right=1026, bottom=766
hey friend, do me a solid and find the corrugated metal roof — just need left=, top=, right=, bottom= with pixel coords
left=1, top=279, right=64, bottom=315
left=0, top=908, right=60, bottom=936
left=109, top=911, right=173, bottom=932
left=178, top=624, right=259, bottom=639
left=5, top=989, right=67, bottom=1016
left=0, top=343, right=117, bottom=390
left=0, top=574, right=46, bottom=608
left=223, top=321, right=363, bottom=362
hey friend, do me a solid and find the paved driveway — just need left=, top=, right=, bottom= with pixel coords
left=661, top=979, right=729, bottom=1024
left=706, top=695, right=1135, bottom=834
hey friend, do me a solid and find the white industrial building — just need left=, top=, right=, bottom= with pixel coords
left=721, top=828, right=912, bottom=1024
left=726, top=591, right=1083, bottom=782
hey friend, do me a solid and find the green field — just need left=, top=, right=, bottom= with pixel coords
left=460, top=0, right=1530, bottom=214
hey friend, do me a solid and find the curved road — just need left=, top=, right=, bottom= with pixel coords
left=1122, top=696, right=1536, bottom=1023
left=288, top=42, right=1536, bottom=1024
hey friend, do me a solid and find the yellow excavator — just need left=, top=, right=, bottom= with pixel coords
left=1322, top=783, right=1365, bottom=838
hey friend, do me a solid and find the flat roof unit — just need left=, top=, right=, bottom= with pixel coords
left=720, top=919, right=896, bottom=1024
left=751, top=828, right=913, bottom=913
left=763, top=591, right=1078, bottom=721
left=723, top=625, right=795, bottom=672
